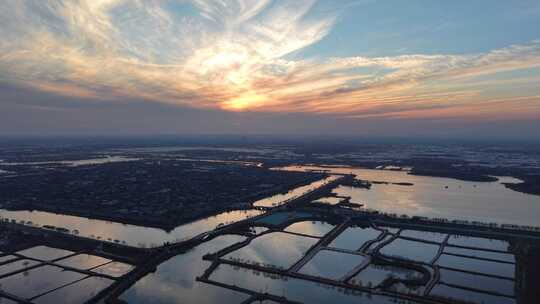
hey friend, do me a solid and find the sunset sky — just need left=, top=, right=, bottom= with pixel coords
left=1, top=0, right=540, bottom=138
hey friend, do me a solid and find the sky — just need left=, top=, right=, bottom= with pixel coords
left=1, top=0, right=540, bottom=139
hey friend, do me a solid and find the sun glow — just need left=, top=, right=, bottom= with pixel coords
left=221, top=92, right=267, bottom=111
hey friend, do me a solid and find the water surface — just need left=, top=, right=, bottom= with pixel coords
left=32, top=277, right=113, bottom=304
left=299, top=250, right=366, bottom=280
left=120, top=235, right=250, bottom=304
left=379, top=238, right=440, bottom=263
left=0, top=259, right=40, bottom=276
left=0, top=156, right=138, bottom=167
left=312, top=197, right=342, bottom=205
left=0, top=255, right=17, bottom=264
left=284, top=221, right=334, bottom=237
left=278, top=166, right=540, bottom=226
left=210, top=264, right=422, bottom=304
left=92, top=261, right=134, bottom=277
left=351, top=264, right=423, bottom=288
left=253, top=176, right=339, bottom=208
left=55, top=254, right=111, bottom=269
left=328, top=226, right=381, bottom=251
left=224, top=232, right=318, bottom=269
left=0, top=209, right=261, bottom=248
left=435, top=254, right=515, bottom=278
left=429, top=284, right=514, bottom=304
left=438, top=268, right=514, bottom=296
left=447, top=235, right=510, bottom=251
left=444, top=246, right=515, bottom=263
left=255, top=211, right=312, bottom=226
left=0, top=265, right=85, bottom=299
left=399, top=230, right=447, bottom=243
left=16, top=246, right=73, bottom=261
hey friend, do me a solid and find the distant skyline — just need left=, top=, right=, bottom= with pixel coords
left=1, top=0, right=540, bottom=139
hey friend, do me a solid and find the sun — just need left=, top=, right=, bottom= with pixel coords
left=221, top=92, right=267, bottom=111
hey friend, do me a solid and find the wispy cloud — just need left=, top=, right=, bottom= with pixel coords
left=1, top=0, right=540, bottom=120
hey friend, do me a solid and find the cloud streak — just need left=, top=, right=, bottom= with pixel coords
left=1, top=0, right=540, bottom=120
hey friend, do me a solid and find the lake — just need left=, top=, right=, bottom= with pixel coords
left=278, top=165, right=540, bottom=226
